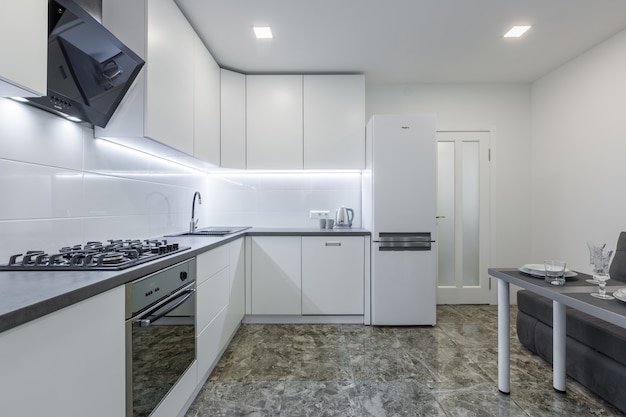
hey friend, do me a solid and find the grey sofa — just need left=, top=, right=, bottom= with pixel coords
left=516, top=232, right=626, bottom=413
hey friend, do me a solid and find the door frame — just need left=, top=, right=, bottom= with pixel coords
left=436, top=128, right=497, bottom=304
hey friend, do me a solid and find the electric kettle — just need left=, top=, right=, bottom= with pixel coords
left=335, top=206, right=354, bottom=228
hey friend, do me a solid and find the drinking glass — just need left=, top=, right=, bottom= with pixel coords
left=544, top=260, right=567, bottom=286
left=587, top=244, right=614, bottom=300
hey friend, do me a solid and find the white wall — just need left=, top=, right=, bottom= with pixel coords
left=366, top=84, right=532, bottom=268
left=530, top=28, right=626, bottom=273
left=0, top=99, right=208, bottom=261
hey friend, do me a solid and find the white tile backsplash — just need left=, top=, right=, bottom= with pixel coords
left=0, top=99, right=84, bottom=169
left=0, top=97, right=363, bottom=262
left=206, top=172, right=362, bottom=228
left=0, top=98, right=207, bottom=261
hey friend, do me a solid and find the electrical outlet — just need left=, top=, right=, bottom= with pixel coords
left=309, top=210, right=330, bottom=219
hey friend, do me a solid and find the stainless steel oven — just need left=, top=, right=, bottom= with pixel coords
left=125, top=259, right=196, bottom=417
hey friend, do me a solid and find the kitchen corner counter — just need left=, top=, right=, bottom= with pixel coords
left=0, top=233, right=245, bottom=334
left=0, top=228, right=370, bottom=334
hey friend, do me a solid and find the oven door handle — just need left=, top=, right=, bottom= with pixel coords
left=134, top=285, right=195, bottom=327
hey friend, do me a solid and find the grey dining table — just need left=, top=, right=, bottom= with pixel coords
left=487, top=268, right=626, bottom=393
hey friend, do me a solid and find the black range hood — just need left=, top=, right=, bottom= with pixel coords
left=24, top=0, right=144, bottom=127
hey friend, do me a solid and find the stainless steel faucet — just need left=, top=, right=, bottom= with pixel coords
left=190, top=191, right=202, bottom=233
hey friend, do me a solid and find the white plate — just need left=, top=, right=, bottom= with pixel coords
left=614, top=290, right=626, bottom=303
left=614, top=287, right=626, bottom=297
left=518, top=265, right=578, bottom=278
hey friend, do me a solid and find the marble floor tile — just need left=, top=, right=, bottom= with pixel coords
left=279, top=381, right=363, bottom=417
left=185, top=306, right=625, bottom=417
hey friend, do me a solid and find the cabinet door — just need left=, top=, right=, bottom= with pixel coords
left=193, top=34, right=221, bottom=165
left=221, top=69, right=246, bottom=169
left=196, top=267, right=229, bottom=379
left=145, top=0, right=194, bottom=154
left=303, top=75, right=365, bottom=169
left=0, top=1, right=47, bottom=96
left=302, top=236, right=364, bottom=315
left=226, top=237, right=245, bottom=333
left=251, top=236, right=301, bottom=314
left=0, top=287, right=125, bottom=417
left=246, top=75, right=303, bottom=169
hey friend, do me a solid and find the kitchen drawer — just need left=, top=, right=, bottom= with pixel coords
left=196, top=306, right=228, bottom=383
left=196, top=266, right=230, bottom=333
left=196, top=244, right=229, bottom=285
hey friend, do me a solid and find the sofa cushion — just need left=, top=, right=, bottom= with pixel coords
left=524, top=314, right=626, bottom=414
left=517, top=290, right=626, bottom=367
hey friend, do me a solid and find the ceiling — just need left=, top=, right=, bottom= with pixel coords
left=174, top=0, right=626, bottom=84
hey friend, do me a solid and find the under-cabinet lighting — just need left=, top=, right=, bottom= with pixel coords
left=212, top=169, right=362, bottom=175
left=11, top=97, right=29, bottom=103
left=253, top=26, right=273, bottom=39
left=504, top=25, right=531, bottom=38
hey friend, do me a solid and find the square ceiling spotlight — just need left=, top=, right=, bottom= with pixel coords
left=253, top=26, right=273, bottom=39
left=504, top=25, right=531, bottom=38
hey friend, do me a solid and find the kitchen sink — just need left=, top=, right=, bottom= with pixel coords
left=168, top=226, right=251, bottom=237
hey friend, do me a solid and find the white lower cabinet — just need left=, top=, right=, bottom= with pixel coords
left=247, top=235, right=367, bottom=317
left=250, top=236, right=302, bottom=314
left=226, top=237, right=246, bottom=334
left=196, top=238, right=245, bottom=383
left=0, top=287, right=125, bottom=417
left=302, top=236, right=365, bottom=315
left=196, top=267, right=229, bottom=381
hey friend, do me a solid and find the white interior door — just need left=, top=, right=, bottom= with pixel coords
left=436, top=131, right=491, bottom=304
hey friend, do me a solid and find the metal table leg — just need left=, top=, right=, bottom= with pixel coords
left=553, top=300, right=567, bottom=393
left=498, top=279, right=510, bottom=394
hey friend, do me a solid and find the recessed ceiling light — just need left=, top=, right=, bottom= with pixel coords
left=253, top=26, right=273, bottom=39
left=504, top=25, right=531, bottom=38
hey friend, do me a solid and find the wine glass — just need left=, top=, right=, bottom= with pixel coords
left=586, top=241, right=606, bottom=284
left=588, top=246, right=614, bottom=300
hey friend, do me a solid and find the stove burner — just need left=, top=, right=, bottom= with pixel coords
left=2, top=239, right=188, bottom=271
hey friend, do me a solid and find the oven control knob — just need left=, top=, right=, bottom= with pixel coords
left=180, top=271, right=187, bottom=281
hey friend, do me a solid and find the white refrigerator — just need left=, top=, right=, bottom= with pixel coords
left=363, top=114, right=437, bottom=325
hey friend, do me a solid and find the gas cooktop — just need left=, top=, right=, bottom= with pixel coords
left=0, top=239, right=190, bottom=271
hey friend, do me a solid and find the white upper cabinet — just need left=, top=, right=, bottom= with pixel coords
left=221, top=69, right=246, bottom=169
left=145, top=0, right=194, bottom=154
left=0, top=1, right=47, bottom=97
left=244, top=74, right=365, bottom=170
left=193, top=34, right=221, bottom=165
left=246, top=75, right=304, bottom=169
left=99, top=0, right=218, bottom=159
left=304, top=75, right=365, bottom=169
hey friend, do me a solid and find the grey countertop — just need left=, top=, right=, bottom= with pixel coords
left=0, top=227, right=370, bottom=334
